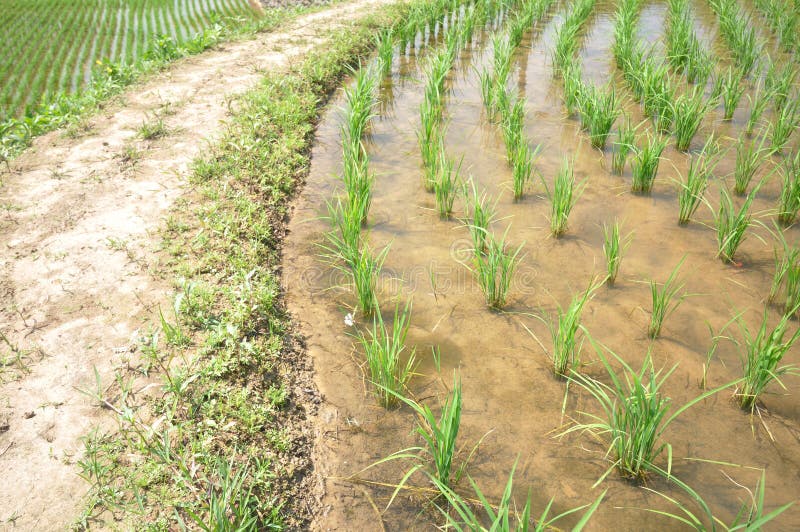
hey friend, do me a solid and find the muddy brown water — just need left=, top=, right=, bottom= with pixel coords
left=285, top=1, right=800, bottom=529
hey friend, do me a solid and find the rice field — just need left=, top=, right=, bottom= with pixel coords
left=283, top=0, right=800, bottom=528
left=0, top=0, right=259, bottom=120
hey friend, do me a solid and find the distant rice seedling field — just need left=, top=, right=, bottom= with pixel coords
left=0, top=0, right=259, bottom=120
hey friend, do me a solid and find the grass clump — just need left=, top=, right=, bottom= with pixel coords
left=735, top=307, right=800, bottom=412
left=473, top=230, right=525, bottom=309
left=648, top=257, right=687, bottom=339
left=356, top=301, right=417, bottom=408
left=631, top=133, right=667, bottom=194
left=603, top=220, right=631, bottom=285
left=545, top=158, right=585, bottom=237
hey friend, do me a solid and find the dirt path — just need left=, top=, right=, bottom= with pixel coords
left=0, top=1, right=393, bottom=528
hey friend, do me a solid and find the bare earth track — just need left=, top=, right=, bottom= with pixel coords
left=0, top=1, right=391, bottom=528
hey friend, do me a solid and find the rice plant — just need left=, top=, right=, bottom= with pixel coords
left=648, top=257, right=687, bottom=339
left=474, top=230, right=525, bottom=309
left=771, top=97, right=800, bottom=152
left=719, top=66, right=745, bottom=120
left=563, top=340, right=730, bottom=482
left=603, top=220, right=631, bottom=286
left=777, top=151, right=800, bottom=226
left=544, top=282, right=599, bottom=378
left=511, top=142, right=539, bottom=200
left=766, top=61, right=798, bottom=112
left=631, top=133, right=668, bottom=194
left=463, top=180, right=497, bottom=255
left=342, top=65, right=378, bottom=144
left=672, top=85, right=710, bottom=152
left=579, top=83, right=621, bottom=150
left=611, top=115, right=636, bottom=175
left=545, top=158, right=585, bottom=237
left=677, top=143, right=715, bottom=225
left=325, top=196, right=363, bottom=264
left=342, top=142, right=374, bottom=225
left=767, top=230, right=800, bottom=305
left=734, top=128, right=771, bottom=196
left=735, top=307, right=800, bottom=412
left=349, top=243, right=389, bottom=316
left=715, top=184, right=760, bottom=264
left=418, top=116, right=444, bottom=192
left=356, top=301, right=417, bottom=408
left=745, top=81, right=773, bottom=136
left=429, top=462, right=605, bottom=531
left=434, top=152, right=462, bottom=218
left=385, top=373, right=464, bottom=488
left=501, top=96, right=526, bottom=162
left=376, top=29, right=394, bottom=75
left=709, top=0, right=761, bottom=74
left=563, top=62, right=585, bottom=116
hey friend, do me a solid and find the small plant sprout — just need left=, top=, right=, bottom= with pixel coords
left=545, top=158, right=585, bottom=237
left=603, top=220, right=631, bottom=286
left=631, top=133, right=668, bottom=194
left=544, top=281, right=600, bottom=378
left=678, top=137, right=717, bottom=225
left=734, top=128, right=771, bottom=197
left=778, top=151, right=800, bottom=226
left=563, top=338, right=732, bottom=483
left=611, top=114, right=636, bottom=175
left=715, top=184, right=761, bottom=264
left=473, top=229, right=525, bottom=309
left=648, top=257, right=687, bottom=339
left=356, top=300, right=417, bottom=408
left=735, top=306, right=800, bottom=412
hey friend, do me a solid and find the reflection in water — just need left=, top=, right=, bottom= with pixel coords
left=284, top=1, right=800, bottom=530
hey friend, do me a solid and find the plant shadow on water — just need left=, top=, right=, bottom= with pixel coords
left=283, top=0, right=800, bottom=529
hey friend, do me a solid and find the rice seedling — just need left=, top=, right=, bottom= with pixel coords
left=562, top=62, right=585, bottom=116
left=418, top=115, right=444, bottom=192
left=631, top=133, right=668, bottom=194
left=735, top=306, right=800, bottom=412
left=578, top=83, right=621, bottom=150
left=324, top=196, right=363, bottom=264
left=342, top=64, right=378, bottom=144
left=733, top=128, right=771, bottom=197
left=511, top=142, right=539, bottom=200
left=553, top=22, right=580, bottom=74
left=677, top=141, right=716, bottom=225
left=715, top=184, right=761, bottom=264
left=685, top=40, right=713, bottom=86
left=544, top=158, right=585, bottom=237
left=501, top=95, right=526, bottom=162
left=639, top=60, right=675, bottom=132
left=745, top=81, right=773, bottom=136
left=376, top=29, right=394, bottom=75
left=767, top=230, right=800, bottom=305
left=382, top=372, right=464, bottom=488
left=543, top=282, right=600, bottom=378
left=492, top=33, right=513, bottom=88
left=777, top=151, right=800, bottom=226
left=341, top=142, right=374, bottom=224
left=479, top=68, right=495, bottom=112
left=604, top=220, right=631, bottom=285
left=349, top=243, right=390, bottom=317
left=473, top=229, right=525, bottom=309
left=709, top=0, right=761, bottom=74
left=771, top=97, right=800, bottom=152
left=611, top=115, right=636, bottom=175
left=429, top=462, right=606, bottom=531
left=563, top=339, right=732, bottom=483
left=766, top=61, right=798, bottom=112
left=463, top=180, right=497, bottom=255
left=672, top=85, right=710, bottom=152
left=356, top=300, right=417, bottom=408
left=719, top=66, right=745, bottom=120
left=434, top=152, right=462, bottom=218
left=648, top=257, right=687, bottom=339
